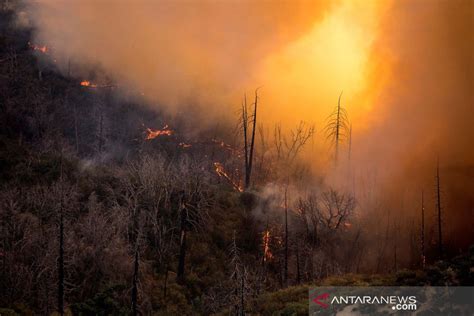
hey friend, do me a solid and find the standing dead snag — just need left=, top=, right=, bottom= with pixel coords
left=58, top=200, right=64, bottom=316
left=131, top=245, right=139, bottom=316
left=241, top=89, right=259, bottom=189
left=348, top=122, right=352, bottom=162
left=421, top=190, right=426, bottom=268
left=229, top=231, right=245, bottom=316
left=57, top=155, right=65, bottom=316
left=435, top=159, right=443, bottom=258
left=283, top=185, right=289, bottom=287
left=324, top=91, right=349, bottom=165
left=177, top=192, right=187, bottom=281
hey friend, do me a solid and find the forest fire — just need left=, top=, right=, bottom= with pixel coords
left=262, top=230, right=273, bottom=263
left=213, top=162, right=243, bottom=192
left=145, top=125, right=173, bottom=140
left=3, top=1, right=472, bottom=314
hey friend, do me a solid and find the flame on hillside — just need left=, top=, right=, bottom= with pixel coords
left=262, top=230, right=273, bottom=262
left=28, top=42, right=48, bottom=54
left=214, top=162, right=243, bottom=192
left=80, top=80, right=98, bottom=88
left=145, top=125, right=173, bottom=140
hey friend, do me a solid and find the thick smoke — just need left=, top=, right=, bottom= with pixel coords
left=351, top=0, right=474, bottom=248
left=24, top=0, right=473, bottom=248
left=25, top=0, right=334, bottom=116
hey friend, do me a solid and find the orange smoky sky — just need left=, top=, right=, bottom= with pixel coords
left=25, top=0, right=473, bottom=212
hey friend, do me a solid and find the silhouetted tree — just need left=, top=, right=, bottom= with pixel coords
left=241, top=89, right=259, bottom=189
left=435, top=159, right=443, bottom=258
left=324, top=91, right=349, bottom=164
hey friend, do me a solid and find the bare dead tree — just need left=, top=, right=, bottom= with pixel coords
left=324, top=91, right=349, bottom=164
left=421, top=190, right=426, bottom=268
left=393, top=220, right=400, bottom=272
left=73, top=103, right=79, bottom=154
left=57, top=155, right=65, bottom=316
left=283, top=185, right=289, bottom=287
left=348, top=122, right=352, bottom=162
left=131, top=244, right=139, bottom=316
left=240, top=89, right=259, bottom=189
left=319, top=190, right=355, bottom=230
left=435, top=159, right=443, bottom=258
left=295, top=240, right=301, bottom=285
left=229, top=231, right=245, bottom=316
left=177, top=191, right=187, bottom=282
left=274, top=121, right=315, bottom=165
left=57, top=201, right=64, bottom=316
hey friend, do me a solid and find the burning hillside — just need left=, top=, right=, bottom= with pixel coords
left=0, top=1, right=472, bottom=315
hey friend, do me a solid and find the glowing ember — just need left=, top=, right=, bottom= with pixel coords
left=145, top=125, right=173, bottom=140
left=214, top=162, right=243, bottom=192
left=262, top=230, right=273, bottom=262
left=80, top=80, right=98, bottom=88
left=29, top=42, right=48, bottom=54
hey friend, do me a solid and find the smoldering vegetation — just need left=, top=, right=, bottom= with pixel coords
left=0, top=1, right=473, bottom=315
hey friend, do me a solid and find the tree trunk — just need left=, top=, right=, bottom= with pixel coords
left=247, top=90, right=258, bottom=189
left=57, top=211, right=64, bottom=316
left=131, top=247, right=139, bottom=316
left=295, top=241, right=301, bottom=284
left=240, top=273, right=245, bottom=316
left=421, top=190, right=426, bottom=268
left=284, top=187, right=288, bottom=287
left=73, top=103, right=79, bottom=154
left=177, top=201, right=187, bottom=281
left=436, top=160, right=443, bottom=258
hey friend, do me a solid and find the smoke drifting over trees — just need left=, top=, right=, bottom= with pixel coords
left=0, top=0, right=472, bottom=314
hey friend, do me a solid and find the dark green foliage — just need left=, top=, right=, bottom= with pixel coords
left=70, top=285, right=129, bottom=316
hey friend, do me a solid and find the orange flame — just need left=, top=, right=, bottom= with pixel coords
left=214, top=162, right=243, bottom=192
left=80, top=80, right=98, bottom=88
left=29, top=42, right=48, bottom=54
left=263, top=230, right=273, bottom=262
left=145, top=125, right=173, bottom=140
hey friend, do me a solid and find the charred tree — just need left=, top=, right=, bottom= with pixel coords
left=324, top=91, right=349, bottom=165
left=177, top=194, right=187, bottom=281
left=73, top=103, right=79, bottom=154
left=348, top=122, right=352, bottom=162
left=240, top=273, right=245, bottom=316
left=229, top=231, right=245, bottom=316
left=295, top=241, right=301, bottom=285
left=284, top=186, right=289, bottom=287
left=57, top=155, right=65, bottom=316
left=163, top=264, right=169, bottom=303
left=57, top=208, right=64, bottom=316
left=435, top=159, right=443, bottom=258
left=421, top=190, right=426, bottom=268
left=131, top=246, right=139, bottom=316
left=241, top=89, right=259, bottom=189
